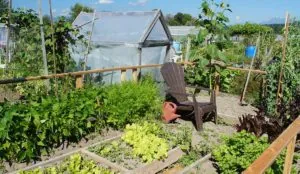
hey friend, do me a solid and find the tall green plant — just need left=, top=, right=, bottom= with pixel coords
left=185, top=0, right=232, bottom=90
left=263, top=20, right=300, bottom=116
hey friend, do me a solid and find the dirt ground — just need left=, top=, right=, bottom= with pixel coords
left=196, top=91, right=258, bottom=118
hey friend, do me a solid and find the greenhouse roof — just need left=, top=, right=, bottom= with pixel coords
left=168, top=26, right=200, bottom=36
left=72, top=10, right=173, bottom=47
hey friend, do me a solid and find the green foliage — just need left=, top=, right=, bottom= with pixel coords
left=185, top=45, right=239, bottom=92
left=199, top=0, right=232, bottom=42
left=3, top=9, right=82, bottom=77
left=0, top=86, right=106, bottom=163
left=121, top=122, right=169, bottom=163
left=263, top=20, right=300, bottom=116
left=102, top=80, right=162, bottom=129
left=165, top=12, right=198, bottom=26
left=212, top=131, right=290, bottom=174
left=185, top=0, right=233, bottom=91
left=229, top=23, right=274, bottom=36
left=178, top=142, right=211, bottom=167
left=18, top=153, right=113, bottom=174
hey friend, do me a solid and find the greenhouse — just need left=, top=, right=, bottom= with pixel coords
left=71, top=9, right=173, bottom=83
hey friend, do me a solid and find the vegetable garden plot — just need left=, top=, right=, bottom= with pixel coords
left=87, top=122, right=186, bottom=174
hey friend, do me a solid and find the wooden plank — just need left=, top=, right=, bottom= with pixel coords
left=0, top=62, right=267, bottom=85
left=132, top=68, right=138, bottom=82
left=243, top=117, right=300, bottom=174
left=121, top=69, right=126, bottom=82
left=283, top=136, right=296, bottom=174
left=75, top=75, right=83, bottom=88
left=9, top=150, right=81, bottom=174
left=226, top=67, right=267, bottom=74
left=178, top=153, right=211, bottom=174
left=133, top=147, right=184, bottom=174
left=0, top=64, right=163, bottom=85
left=80, top=149, right=130, bottom=173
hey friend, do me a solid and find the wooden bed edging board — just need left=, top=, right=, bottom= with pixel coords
left=177, top=153, right=211, bottom=174
left=9, top=135, right=122, bottom=174
left=80, top=149, right=130, bottom=173
left=132, top=147, right=184, bottom=174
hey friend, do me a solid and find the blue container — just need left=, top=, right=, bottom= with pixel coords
left=245, top=46, right=256, bottom=58
left=172, top=41, right=182, bottom=53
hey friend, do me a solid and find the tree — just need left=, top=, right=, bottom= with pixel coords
left=229, top=23, right=273, bottom=36
left=165, top=12, right=198, bottom=26
left=0, top=0, right=8, bottom=17
left=69, top=3, right=93, bottom=22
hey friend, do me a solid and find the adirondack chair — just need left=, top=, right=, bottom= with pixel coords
left=161, top=62, right=217, bottom=131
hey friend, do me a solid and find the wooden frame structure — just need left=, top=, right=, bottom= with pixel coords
left=0, top=62, right=267, bottom=92
left=10, top=135, right=184, bottom=174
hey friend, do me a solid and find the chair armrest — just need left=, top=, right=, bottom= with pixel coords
left=185, top=85, right=216, bottom=104
left=186, top=85, right=212, bottom=92
left=166, top=89, right=194, bottom=97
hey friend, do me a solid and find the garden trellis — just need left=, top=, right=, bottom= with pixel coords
left=71, top=9, right=173, bottom=84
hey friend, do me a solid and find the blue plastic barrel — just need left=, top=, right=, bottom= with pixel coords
left=245, top=46, right=256, bottom=58
left=172, top=41, right=182, bottom=53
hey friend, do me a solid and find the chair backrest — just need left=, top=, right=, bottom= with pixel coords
left=161, top=62, right=188, bottom=102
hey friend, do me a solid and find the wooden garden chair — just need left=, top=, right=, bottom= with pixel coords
left=161, top=62, right=217, bottom=131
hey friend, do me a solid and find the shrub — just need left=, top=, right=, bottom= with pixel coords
left=212, top=131, right=292, bottom=174
left=0, top=86, right=106, bottom=163
left=102, top=79, right=162, bottom=129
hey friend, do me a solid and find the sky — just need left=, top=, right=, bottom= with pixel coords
left=12, top=0, right=300, bottom=24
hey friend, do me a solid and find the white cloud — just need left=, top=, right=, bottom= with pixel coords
left=98, top=0, right=114, bottom=4
left=60, top=8, right=70, bottom=16
left=129, top=0, right=149, bottom=6
left=236, top=16, right=240, bottom=21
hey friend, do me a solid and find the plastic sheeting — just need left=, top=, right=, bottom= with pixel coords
left=71, top=11, right=172, bottom=84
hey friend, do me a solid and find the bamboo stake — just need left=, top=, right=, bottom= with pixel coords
left=240, top=36, right=260, bottom=105
left=83, top=9, right=96, bottom=72
left=48, top=0, right=58, bottom=94
left=276, top=12, right=290, bottom=107
left=5, top=0, right=11, bottom=65
left=38, top=0, right=50, bottom=90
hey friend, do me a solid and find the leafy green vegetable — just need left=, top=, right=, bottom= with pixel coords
left=18, top=153, right=113, bottom=174
left=212, top=131, right=296, bottom=174
left=101, top=79, right=162, bottom=129
left=121, top=122, right=169, bottom=163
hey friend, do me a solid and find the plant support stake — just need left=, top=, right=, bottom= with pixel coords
left=83, top=9, right=96, bottom=72
left=38, top=0, right=50, bottom=90
left=240, top=36, right=260, bottom=105
left=5, top=0, right=11, bottom=66
left=276, top=12, right=290, bottom=107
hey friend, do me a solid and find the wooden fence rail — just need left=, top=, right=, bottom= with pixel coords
left=243, top=116, right=300, bottom=174
left=0, top=62, right=267, bottom=89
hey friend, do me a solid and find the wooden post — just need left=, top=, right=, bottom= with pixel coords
left=121, top=69, right=126, bottom=82
left=214, top=72, right=220, bottom=96
left=132, top=68, right=138, bottom=82
left=5, top=0, right=11, bottom=64
left=184, top=37, right=191, bottom=68
left=38, top=0, right=50, bottom=90
left=283, top=136, right=296, bottom=174
left=75, top=75, right=83, bottom=88
left=276, top=12, right=290, bottom=107
left=240, top=36, right=260, bottom=104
